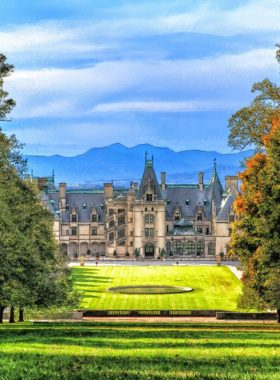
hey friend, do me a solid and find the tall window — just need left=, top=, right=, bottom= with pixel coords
left=92, top=228, right=97, bottom=235
left=92, top=214, right=97, bottom=222
left=150, top=228, right=154, bottom=237
left=118, top=208, right=125, bottom=214
left=109, top=220, right=114, bottom=228
left=72, top=214, right=77, bottom=222
left=145, top=215, right=154, bottom=224
left=66, top=230, right=69, bottom=236
left=109, top=232, right=114, bottom=241
left=146, top=194, right=152, bottom=201
left=166, top=199, right=170, bottom=207
left=206, top=226, right=209, bottom=235
left=197, top=213, right=202, bottom=221
left=118, top=229, right=125, bottom=239
left=130, top=241, right=133, bottom=246
left=71, top=227, right=77, bottom=236
left=174, top=241, right=183, bottom=255
left=204, top=199, right=207, bottom=206
left=109, top=209, right=114, bottom=216
left=145, top=215, right=149, bottom=223
left=197, top=225, right=203, bottom=233
left=118, top=216, right=125, bottom=226
left=197, top=241, right=204, bottom=255
left=145, top=228, right=149, bottom=237
left=208, top=243, right=216, bottom=255
left=185, top=241, right=195, bottom=255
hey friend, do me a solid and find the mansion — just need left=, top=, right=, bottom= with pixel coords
left=39, top=155, right=238, bottom=259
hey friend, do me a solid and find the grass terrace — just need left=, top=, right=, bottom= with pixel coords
left=72, top=266, right=242, bottom=311
left=0, top=322, right=280, bottom=379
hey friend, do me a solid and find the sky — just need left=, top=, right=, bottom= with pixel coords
left=0, top=0, right=279, bottom=156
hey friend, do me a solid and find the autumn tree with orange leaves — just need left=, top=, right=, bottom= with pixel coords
left=230, top=120, right=280, bottom=320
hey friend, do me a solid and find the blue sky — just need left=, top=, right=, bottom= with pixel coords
left=1, top=0, right=279, bottom=156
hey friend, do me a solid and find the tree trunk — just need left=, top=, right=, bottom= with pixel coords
left=0, top=305, right=5, bottom=323
left=277, top=309, right=280, bottom=323
left=9, top=306, right=15, bottom=323
left=19, top=308, right=24, bottom=322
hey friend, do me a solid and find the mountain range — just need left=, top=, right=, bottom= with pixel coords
left=24, top=143, right=253, bottom=189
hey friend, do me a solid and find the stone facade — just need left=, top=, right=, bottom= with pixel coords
left=39, top=156, right=238, bottom=259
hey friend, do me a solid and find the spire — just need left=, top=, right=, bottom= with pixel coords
left=145, top=152, right=154, bottom=168
left=136, top=156, right=162, bottom=200
left=209, top=159, right=224, bottom=207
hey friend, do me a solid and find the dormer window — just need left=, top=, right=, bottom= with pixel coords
left=197, top=213, right=202, bottom=221
left=72, top=214, right=77, bottom=222
left=146, top=194, right=152, bottom=201
left=66, top=204, right=69, bottom=211
left=83, top=203, right=87, bottom=211
left=166, top=199, right=170, bottom=207
left=100, top=203, right=104, bottom=211
left=55, top=211, right=60, bottom=217
left=185, top=199, right=189, bottom=207
left=50, top=200, right=55, bottom=204
left=92, top=214, right=97, bottom=222
left=204, top=199, right=207, bottom=206
left=174, top=213, right=180, bottom=221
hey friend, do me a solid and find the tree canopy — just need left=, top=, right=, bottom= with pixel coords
left=228, top=45, right=280, bottom=151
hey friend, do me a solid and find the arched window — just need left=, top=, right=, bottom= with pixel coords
left=100, top=203, right=104, bottom=211
left=83, top=203, right=87, bottom=211
left=197, top=241, right=204, bottom=255
left=150, top=215, right=154, bottom=223
left=174, top=241, right=183, bottom=255
left=204, top=199, right=207, bottom=207
left=109, top=232, right=114, bottom=241
left=166, top=199, right=170, bottom=207
left=208, top=242, right=216, bottom=255
left=185, top=199, right=189, bottom=207
left=145, top=207, right=147, bottom=211
left=66, top=203, right=69, bottom=210
left=151, top=207, right=154, bottom=211
left=145, top=215, right=149, bottom=223
left=185, top=241, right=195, bottom=255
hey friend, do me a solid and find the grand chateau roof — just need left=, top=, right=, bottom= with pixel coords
left=166, top=218, right=202, bottom=236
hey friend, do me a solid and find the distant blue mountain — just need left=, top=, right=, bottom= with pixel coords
left=24, top=143, right=253, bottom=189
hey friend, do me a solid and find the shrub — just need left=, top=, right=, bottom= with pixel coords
left=96, top=252, right=100, bottom=257
left=113, top=250, right=117, bottom=257
left=126, top=252, right=129, bottom=257
left=86, top=249, right=91, bottom=256
left=133, top=249, right=139, bottom=257
left=160, top=249, right=166, bottom=257
left=74, top=252, right=78, bottom=258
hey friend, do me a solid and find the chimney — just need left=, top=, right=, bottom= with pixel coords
left=161, top=172, right=166, bottom=191
left=199, top=172, right=204, bottom=191
left=225, top=176, right=238, bottom=197
left=37, top=177, right=47, bottom=190
left=59, top=183, right=66, bottom=210
left=134, top=182, right=138, bottom=191
left=104, top=183, right=113, bottom=198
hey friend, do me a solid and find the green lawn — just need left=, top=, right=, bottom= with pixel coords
left=72, top=266, right=242, bottom=311
left=1, top=322, right=280, bottom=379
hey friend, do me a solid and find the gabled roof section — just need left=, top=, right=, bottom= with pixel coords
left=216, top=192, right=235, bottom=220
left=136, top=155, right=163, bottom=201
left=208, top=159, right=224, bottom=207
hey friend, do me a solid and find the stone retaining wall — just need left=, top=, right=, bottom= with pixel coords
left=81, top=309, right=224, bottom=317
left=216, top=312, right=277, bottom=320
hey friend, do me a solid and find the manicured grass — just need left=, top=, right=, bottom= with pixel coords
left=72, top=266, right=242, bottom=311
left=0, top=322, right=280, bottom=379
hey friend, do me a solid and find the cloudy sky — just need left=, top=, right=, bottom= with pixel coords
left=1, top=0, right=279, bottom=156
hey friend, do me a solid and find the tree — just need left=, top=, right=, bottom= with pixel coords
left=229, top=119, right=280, bottom=321
left=228, top=45, right=280, bottom=151
left=0, top=54, right=16, bottom=121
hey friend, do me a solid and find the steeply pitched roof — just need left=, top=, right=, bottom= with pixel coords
left=136, top=156, right=163, bottom=201
left=216, top=192, right=235, bottom=220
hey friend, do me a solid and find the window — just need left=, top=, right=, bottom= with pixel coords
left=118, top=241, right=125, bottom=246
left=197, top=241, right=204, bottom=255
left=185, top=199, right=190, bottom=207
left=174, top=241, right=184, bottom=255
left=145, top=228, right=149, bottom=237
left=130, top=231, right=133, bottom=236
left=208, top=243, right=216, bottom=255
left=145, top=215, right=149, bottom=223
left=146, top=194, right=152, bottom=201
left=197, top=213, right=202, bottom=221
left=92, top=228, right=97, bottom=235
left=72, top=227, right=77, bottom=236
left=197, top=225, right=203, bottom=233
left=174, top=213, right=180, bottom=221
left=83, top=203, right=87, bottom=211
left=118, top=229, right=125, bottom=239
left=66, top=204, right=69, bottom=211
left=109, top=209, right=114, bottom=216
left=151, top=207, right=154, bottom=211
left=55, top=211, right=60, bottom=217
left=100, top=203, right=104, bottom=211
left=185, top=241, right=195, bottom=255
left=206, top=226, right=209, bottom=235
left=229, top=228, right=232, bottom=236
left=150, top=228, right=154, bottom=237
left=109, top=232, right=114, bottom=241
left=229, top=215, right=235, bottom=223
left=204, top=199, right=207, bottom=206
left=130, top=241, right=133, bottom=246
left=50, top=200, right=55, bottom=204
left=72, top=214, right=77, bottom=222
left=118, top=216, right=125, bottom=226
left=150, top=216, right=154, bottom=223
left=109, top=220, right=114, bottom=228
left=92, top=214, right=97, bottom=222
left=166, top=225, right=169, bottom=233
left=166, top=199, right=170, bottom=207
left=66, top=230, right=69, bottom=236
left=118, top=208, right=125, bottom=214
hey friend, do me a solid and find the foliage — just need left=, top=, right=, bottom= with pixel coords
left=160, top=249, right=166, bottom=257
left=1, top=323, right=280, bottom=379
left=113, top=250, right=117, bottom=257
left=0, top=54, right=16, bottom=121
left=133, top=249, right=139, bottom=257
left=230, top=119, right=280, bottom=316
left=95, top=252, right=99, bottom=257
left=126, top=251, right=129, bottom=257
left=72, top=266, right=242, bottom=311
left=86, top=249, right=90, bottom=256
left=228, top=46, right=280, bottom=151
